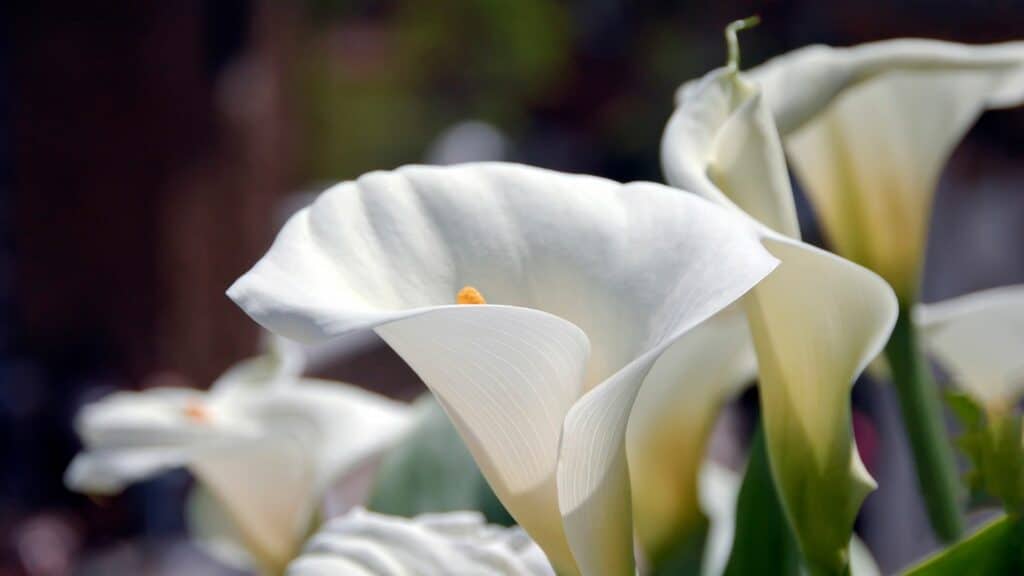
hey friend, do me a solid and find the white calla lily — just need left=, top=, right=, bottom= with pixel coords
left=626, top=307, right=755, bottom=557
left=662, top=32, right=897, bottom=573
left=228, top=162, right=778, bottom=575
left=748, top=39, right=1024, bottom=298
left=287, top=508, right=555, bottom=576
left=915, top=285, right=1024, bottom=409
left=66, top=347, right=412, bottom=574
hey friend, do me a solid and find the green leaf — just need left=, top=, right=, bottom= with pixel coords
left=724, top=423, right=802, bottom=576
left=366, top=394, right=512, bottom=525
left=903, top=515, right=1024, bottom=575
left=648, top=515, right=708, bottom=576
left=946, top=393, right=984, bottom=429
left=947, top=393, right=1024, bottom=513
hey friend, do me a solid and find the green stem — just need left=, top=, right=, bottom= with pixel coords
left=724, top=16, right=761, bottom=70
left=885, top=302, right=964, bottom=541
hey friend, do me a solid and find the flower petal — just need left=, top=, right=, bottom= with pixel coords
left=64, top=447, right=193, bottom=494
left=750, top=40, right=1024, bottom=134
left=251, top=381, right=414, bottom=496
left=849, top=536, right=881, bottom=576
left=73, top=388, right=248, bottom=448
left=287, top=508, right=555, bottom=576
left=626, top=308, right=755, bottom=556
left=191, top=435, right=316, bottom=571
left=186, top=485, right=254, bottom=571
left=194, top=381, right=413, bottom=571
left=915, top=285, right=1024, bottom=406
left=664, top=68, right=799, bottom=238
left=229, top=162, right=771, bottom=389
left=743, top=237, right=894, bottom=571
left=375, top=305, right=589, bottom=573
left=287, top=557, right=375, bottom=576
left=211, top=333, right=307, bottom=393
left=66, top=370, right=412, bottom=573
left=67, top=387, right=259, bottom=490
left=697, top=463, right=741, bottom=576
left=749, top=40, right=1024, bottom=295
left=556, top=211, right=775, bottom=576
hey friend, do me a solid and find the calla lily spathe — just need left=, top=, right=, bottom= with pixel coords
left=748, top=39, right=1024, bottom=298
left=626, top=307, right=755, bottom=557
left=287, top=508, right=555, bottom=576
left=915, top=285, right=1024, bottom=410
left=662, top=47, right=897, bottom=573
left=65, top=342, right=412, bottom=574
left=228, top=162, right=779, bottom=575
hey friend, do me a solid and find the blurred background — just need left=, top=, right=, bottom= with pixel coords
left=4, top=1, right=1024, bottom=574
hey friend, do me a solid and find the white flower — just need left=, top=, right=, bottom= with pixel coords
left=626, top=308, right=755, bottom=556
left=286, top=508, right=554, bottom=576
left=228, top=162, right=778, bottom=575
left=748, top=39, right=1024, bottom=298
left=661, top=28, right=897, bottom=573
left=65, top=342, right=412, bottom=574
left=915, top=285, right=1024, bottom=409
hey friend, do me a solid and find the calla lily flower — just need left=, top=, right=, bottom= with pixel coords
left=65, top=344, right=412, bottom=574
left=626, top=307, right=755, bottom=558
left=287, top=508, right=555, bottom=576
left=661, top=26, right=897, bottom=574
left=747, top=39, right=1024, bottom=299
left=915, top=285, right=1024, bottom=410
left=228, top=162, right=778, bottom=575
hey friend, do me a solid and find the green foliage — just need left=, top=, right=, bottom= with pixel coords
left=948, top=393, right=1024, bottom=514
left=903, top=515, right=1024, bottom=575
left=367, top=394, right=512, bottom=525
left=724, top=424, right=803, bottom=576
left=648, top=515, right=708, bottom=576
left=297, top=0, right=569, bottom=181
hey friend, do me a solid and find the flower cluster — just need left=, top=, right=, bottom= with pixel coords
left=67, top=23, right=1024, bottom=576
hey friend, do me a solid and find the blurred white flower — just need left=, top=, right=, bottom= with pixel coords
left=228, top=162, right=778, bottom=575
left=287, top=508, right=554, bottom=576
left=749, top=39, right=1024, bottom=299
left=661, top=23, right=897, bottom=574
left=65, top=339, right=413, bottom=574
left=426, top=120, right=508, bottom=165
left=915, top=285, right=1024, bottom=410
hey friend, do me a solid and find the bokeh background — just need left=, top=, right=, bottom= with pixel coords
left=4, top=1, right=1024, bottom=574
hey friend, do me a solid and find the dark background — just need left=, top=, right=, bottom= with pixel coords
left=4, top=1, right=1024, bottom=574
